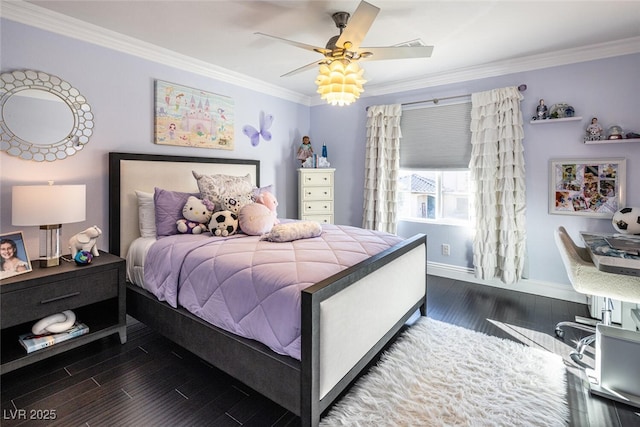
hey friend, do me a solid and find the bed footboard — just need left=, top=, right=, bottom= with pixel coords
left=301, top=233, right=427, bottom=426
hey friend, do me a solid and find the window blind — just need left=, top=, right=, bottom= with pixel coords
left=400, top=101, right=472, bottom=169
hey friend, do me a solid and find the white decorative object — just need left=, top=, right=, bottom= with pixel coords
left=31, top=310, right=76, bottom=335
left=69, top=225, right=102, bottom=258
left=612, top=207, right=640, bottom=234
left=302, top=156, right=331, bottom=168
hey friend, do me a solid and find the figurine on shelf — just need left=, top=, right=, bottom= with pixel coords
left=534, top=99, right=548, bottom=120
left=296, top=135, right=313, bottom=164
left=585, top=117, right=604, bottom=141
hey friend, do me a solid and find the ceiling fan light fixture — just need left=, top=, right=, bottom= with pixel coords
left=315, top=61, right=366, bottom=106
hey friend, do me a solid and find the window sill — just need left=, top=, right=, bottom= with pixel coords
left=398, top=217, right=471, bottom=227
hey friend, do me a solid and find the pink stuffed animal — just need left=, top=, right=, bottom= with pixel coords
left=255, top=191, right=279, bottom=225
left=238, top=191, right=279, bottom=236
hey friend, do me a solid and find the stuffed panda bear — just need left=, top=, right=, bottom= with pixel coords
left=209, top=210, right=239, bottom=237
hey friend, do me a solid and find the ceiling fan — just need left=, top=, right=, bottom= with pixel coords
left=255, top=0, right=434, bottom=78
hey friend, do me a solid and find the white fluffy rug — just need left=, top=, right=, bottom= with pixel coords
left=320, top=317, right=569, bottom=426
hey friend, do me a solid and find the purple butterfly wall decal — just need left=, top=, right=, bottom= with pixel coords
left=243, top=111, right=274, bottom=146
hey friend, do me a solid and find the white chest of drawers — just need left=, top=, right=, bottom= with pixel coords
left=298, top=168, right=335, bottom=224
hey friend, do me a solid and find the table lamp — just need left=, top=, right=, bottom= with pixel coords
left=12, top=182, right=86, bottom=267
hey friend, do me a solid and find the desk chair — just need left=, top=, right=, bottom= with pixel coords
left=554, top=226, right=640, bottom=362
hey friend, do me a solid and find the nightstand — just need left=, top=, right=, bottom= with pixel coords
left=298, top=168, right=335, bottom=224
left=0, top=250, right=126, bottom=374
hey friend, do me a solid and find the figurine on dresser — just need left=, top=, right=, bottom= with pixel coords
left=296, top=135, right=313, bottom=164
left=69, top=225, right=102, bottom=258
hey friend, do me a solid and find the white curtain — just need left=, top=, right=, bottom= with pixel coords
left=362, top=104, right=402, bottom=233
left=469, top=87, right=526, bottom=284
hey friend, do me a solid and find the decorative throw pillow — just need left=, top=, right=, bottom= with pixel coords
left=221, top=193, right=253, bottom=214
left=153, top=187, right=199, bottom=237
left=238, top=203, right=277, bottom=236
left=251, top=184, right=274, bottom=201
left=261, top=221, right=323, bottom=242
left=135, top=190, right=156, bottom=238
left=193, top=171, right=253, bottom=211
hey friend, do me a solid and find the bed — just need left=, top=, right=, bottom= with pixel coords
left=108, top=152, right=427, bottom=426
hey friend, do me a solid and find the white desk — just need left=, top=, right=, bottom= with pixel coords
left=580, top=232, right=640, bottom=330
left=580, top=232, right=640, bottom=277
left=580, top=232, right=640, bottom=409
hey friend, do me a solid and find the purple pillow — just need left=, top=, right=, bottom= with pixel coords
left=251, top=184, right=274, bottom=200
left=153, top=187, right=199, bottom=237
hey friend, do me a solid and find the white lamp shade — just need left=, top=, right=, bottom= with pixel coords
left=12, top=184, right=86, bottom=226
left=315, top=60, right=366, bottom=106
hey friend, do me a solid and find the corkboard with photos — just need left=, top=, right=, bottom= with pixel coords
left=549, top=158, right=626, bottom=218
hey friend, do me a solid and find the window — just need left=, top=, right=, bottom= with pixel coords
left=398, top=101, right=473, bottom=224
left=398, top=169, right=471, bottom=224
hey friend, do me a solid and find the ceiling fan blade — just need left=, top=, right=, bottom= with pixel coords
left=336, top=1, right=380, bottom=51
left=281, top=60, right=324, bottom=77
left=255, top=32, right=326, bottom=53
left=359, top=45, right=434, bottom=61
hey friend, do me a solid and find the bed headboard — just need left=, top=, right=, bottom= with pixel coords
left=109, top=152, right=260, bottom=258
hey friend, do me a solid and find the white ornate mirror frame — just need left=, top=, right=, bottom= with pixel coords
left=0, top=70, right=94, bottom=162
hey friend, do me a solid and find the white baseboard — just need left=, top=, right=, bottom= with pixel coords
left=427, top=261, right=587, bottom=304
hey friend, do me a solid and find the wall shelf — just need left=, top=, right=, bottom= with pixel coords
left=529, top=116, right=583, bottom=124
left=584, top=138, right=640, bottom=145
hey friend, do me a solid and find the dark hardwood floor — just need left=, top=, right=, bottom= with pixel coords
left=2, top=276, right=639, bottom=426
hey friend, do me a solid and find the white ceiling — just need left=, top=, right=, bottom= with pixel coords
left=6, top=1, right=640, bottom=103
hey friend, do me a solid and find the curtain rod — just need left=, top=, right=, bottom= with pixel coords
left=401, top=83, right=527, bottom=107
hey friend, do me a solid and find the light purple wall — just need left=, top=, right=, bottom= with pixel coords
left=0, top=19, right=310, bottom=255
left=2, top=18, right=639, bottom=288
left=311, top=53, right=640, bottom=284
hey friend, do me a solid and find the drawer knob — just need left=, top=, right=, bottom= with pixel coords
left=307, top=192, right=312, bottom=195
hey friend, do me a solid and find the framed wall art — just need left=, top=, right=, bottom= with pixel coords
left=154, top=80, right=234, bottom=150
left=1, top=231, right=32, bottom=279
left=549, top=158, right=626, bottom=218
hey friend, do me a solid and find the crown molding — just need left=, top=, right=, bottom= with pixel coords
left=0, top=1, right=311, bottom=105
left=363, top=36, right=640, bottom=98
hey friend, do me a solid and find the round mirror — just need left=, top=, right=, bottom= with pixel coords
left=0, top=70, right=94, bottom=162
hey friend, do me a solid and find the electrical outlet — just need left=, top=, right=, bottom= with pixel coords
left=442, top=243, right=450, bottom=256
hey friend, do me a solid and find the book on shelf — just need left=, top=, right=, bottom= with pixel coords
left=19, top=323, right=90, bottom=354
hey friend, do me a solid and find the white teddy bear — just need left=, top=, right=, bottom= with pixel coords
left=176, top=196, right=214, bottom=234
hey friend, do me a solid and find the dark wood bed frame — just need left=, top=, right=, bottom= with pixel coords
left=108, top=152, right=427, bottom=426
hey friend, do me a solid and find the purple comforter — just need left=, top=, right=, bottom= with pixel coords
left=143, top=224, right=402, bottom=359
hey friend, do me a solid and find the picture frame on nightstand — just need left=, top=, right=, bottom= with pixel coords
left=0, top=231, right=32, bottom=280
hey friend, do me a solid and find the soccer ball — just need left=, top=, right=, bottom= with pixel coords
left=612, top=207, right=640, bottom=234
left=209, top=210, right=238, bottom=237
